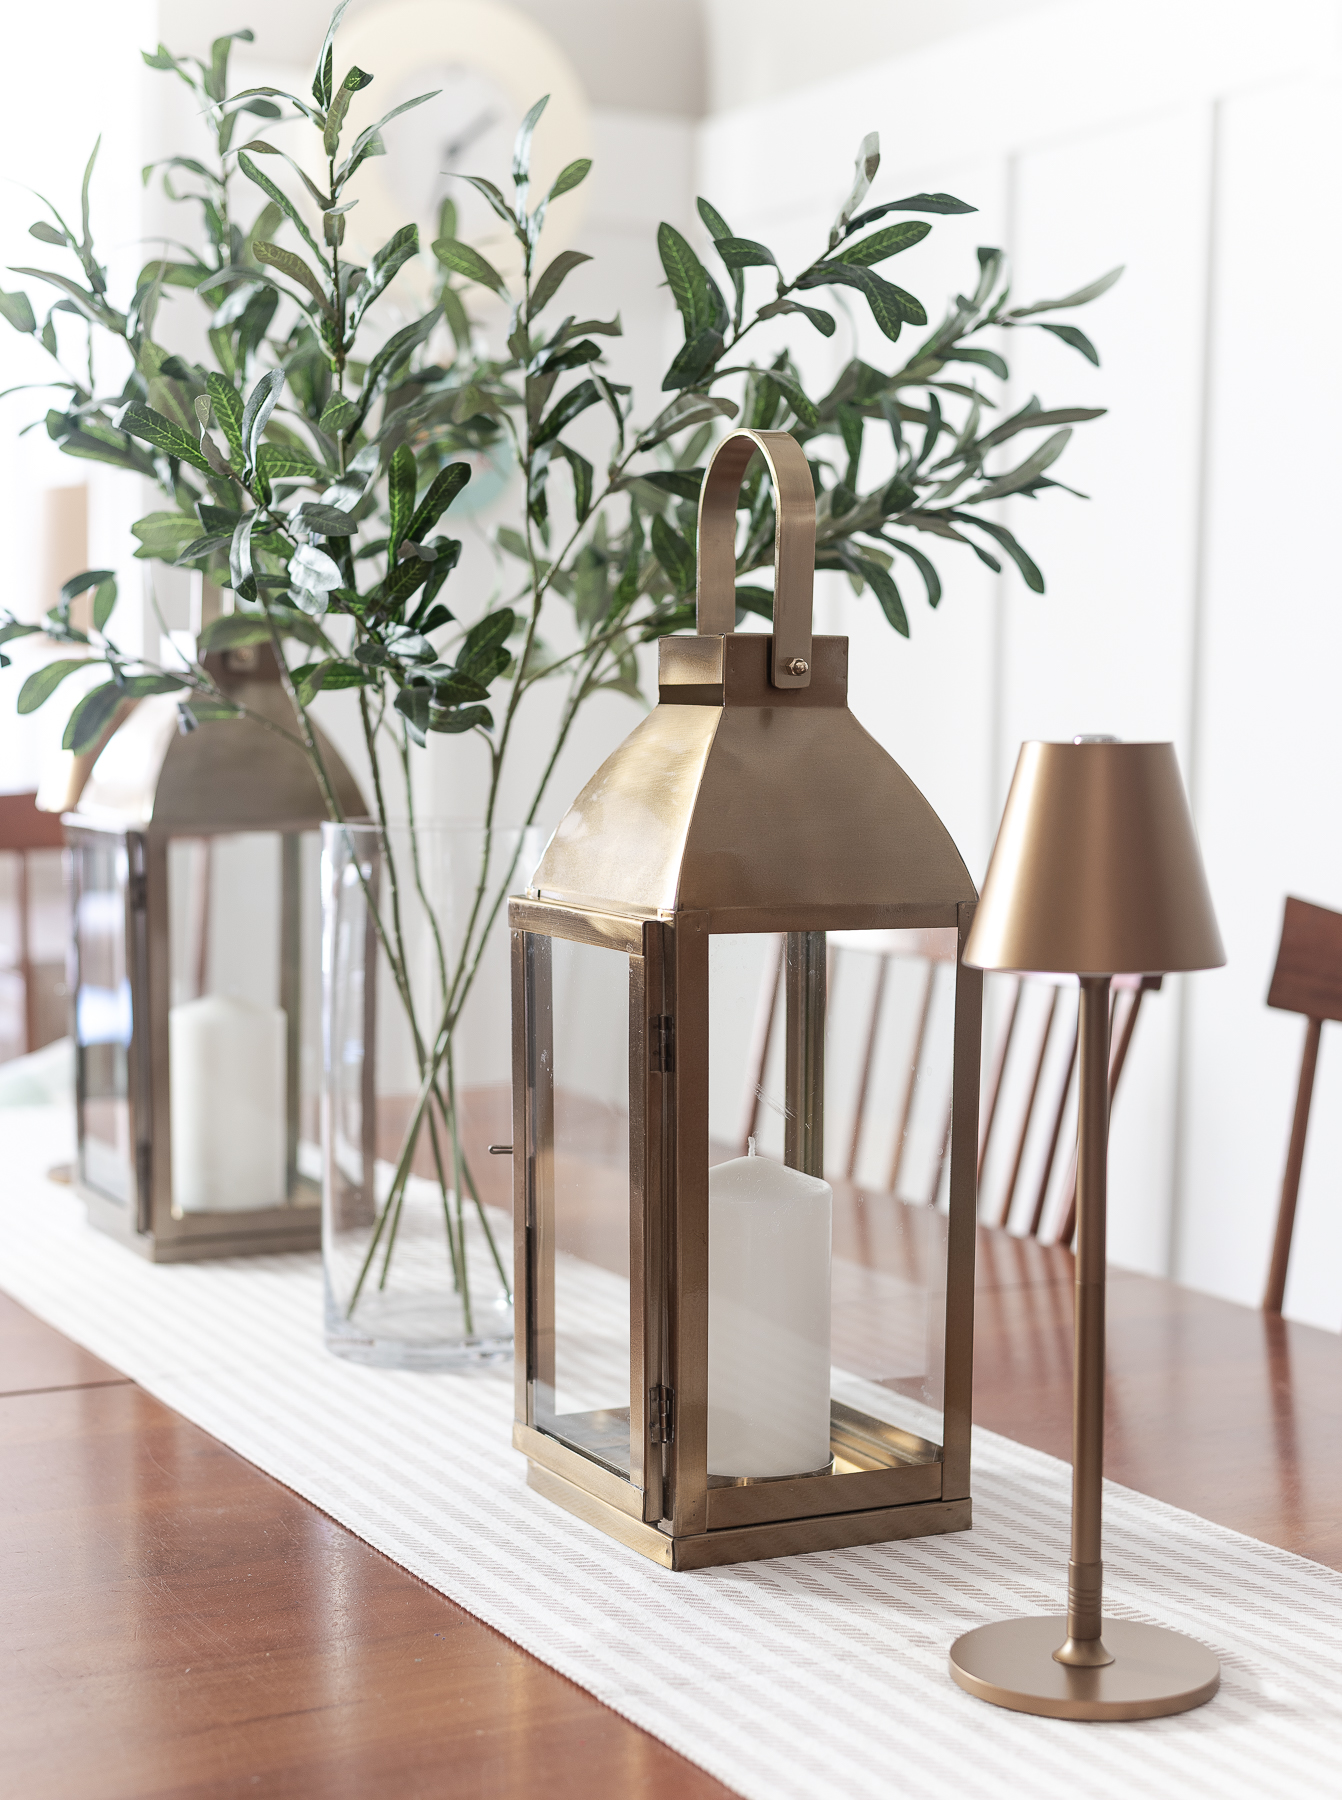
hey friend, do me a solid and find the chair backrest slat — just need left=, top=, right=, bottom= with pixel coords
left=885, top=961, right=937, bottom=1198
left=1262, top=894, right=1342, bottom=1311
left=846, top=954, right=888, bottom=1179
left=994, top=986, right=1060, bottom=1229
left=1054, top=977, right=1159, bottom=1248
left=978, top=978, right=1022, bottom=1182
left=1027, top=1019, right=1079, bottom=1238
left=1268, top=896, right=1342, bottom=1024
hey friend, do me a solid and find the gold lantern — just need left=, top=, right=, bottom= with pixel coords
left=508, top=429, right=982, bottom=1569
left=62, top=644, right=364, bottom=1261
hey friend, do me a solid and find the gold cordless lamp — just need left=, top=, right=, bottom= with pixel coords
left=950, top=736, right=1225, bottom=1720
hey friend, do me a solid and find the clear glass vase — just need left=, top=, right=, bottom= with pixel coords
left=321, top=820, right=542, bottom=1368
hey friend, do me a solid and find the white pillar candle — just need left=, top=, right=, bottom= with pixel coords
left=707, top=1144, right=832, bottom=1479
left=169, top=994, right=287, bottom=1212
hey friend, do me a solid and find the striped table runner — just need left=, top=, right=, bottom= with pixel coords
left=4, top=1105, right=1340, bottom=1798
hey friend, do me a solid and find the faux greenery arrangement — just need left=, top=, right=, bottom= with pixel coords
left=0, top=5, right=1115, bottom=1322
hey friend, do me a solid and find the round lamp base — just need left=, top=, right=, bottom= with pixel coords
left=949, top=1616, right=1219, bottom=1721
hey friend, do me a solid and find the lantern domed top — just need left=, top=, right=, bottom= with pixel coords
left=530, top=430, right=975, bottom=929
left=68, top=647, right=365, bottom=838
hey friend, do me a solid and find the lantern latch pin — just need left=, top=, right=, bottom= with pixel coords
left=649, top=1384, right=674, bottom=1443
left=650, top=1015, right=675, bottom=1074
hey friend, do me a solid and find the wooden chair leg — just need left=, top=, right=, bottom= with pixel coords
left=1263, top=1016, right=1322, bottom=1314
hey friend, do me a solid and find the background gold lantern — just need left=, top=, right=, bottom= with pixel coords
left=62, top=644, right=364, bottom=1261
left=509, top=429, right=983, bottom=1568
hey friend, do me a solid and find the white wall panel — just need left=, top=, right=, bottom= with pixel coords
left=825, top=156, right=1009, bottom=882
left=1179, top=73, right=1342, bottom=1328
left=693, top=130, right=1010, bottom=879
left=1000, top=107, right=1213, bottom=1273
left=5, top=0, right=1342, bottom=1327
left=1002, top=107, right=1210, bottom=773
left=697, top=4, right=1342, bottom=1317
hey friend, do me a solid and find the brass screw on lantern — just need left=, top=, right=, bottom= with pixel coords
left=950, top=736, right=1226, bottom=1721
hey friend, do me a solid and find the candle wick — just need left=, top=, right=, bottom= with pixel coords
left=747, top=1136, right=756, bottom=1157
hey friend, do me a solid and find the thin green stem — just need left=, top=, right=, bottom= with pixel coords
left=439, top=1078, right=475, bottom=1335
left=399, top=722, right=451, bottom=1008
left=425, top=1098, right=468, bottom=1300
left=375, top=1174, right=409, bottom=1291
left=355, top=689, right=421, bottom=1035
left=344, top=1054, right=440, bottom=1318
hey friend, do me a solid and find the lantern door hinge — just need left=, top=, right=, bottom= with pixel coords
left=649, top=1384, right=674, bottom=1443
left=650, top=1015, right=675, bottom=1074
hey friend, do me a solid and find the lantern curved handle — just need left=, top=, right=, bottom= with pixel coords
left=695, top=427, right=816, bottom=690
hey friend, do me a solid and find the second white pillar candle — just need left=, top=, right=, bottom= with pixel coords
left=707, top=1146, right=833, bottom=1479
left=170, top=993, right=287, bottom=1212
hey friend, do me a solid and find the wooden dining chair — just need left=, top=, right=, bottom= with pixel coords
left=740, top=935, right=1161, bottom=1245
left=1262, top=896, right=1342, bottom=1313
left=736, top=930, right=960, bottom=1200
left=0, top=791, right=67, bottom=1058
left=978, top=969, right=1161, bottom=1246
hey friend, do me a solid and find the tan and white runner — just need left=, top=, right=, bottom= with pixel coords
left=4, top=1106, right=1340, bottom=1799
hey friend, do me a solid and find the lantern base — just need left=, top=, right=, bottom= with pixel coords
left=525, top=1458, right=971, bottom=1570
left=80, top=1179, right=323, bottom=1262
left=948, top=1616, right=1220, bottom=1721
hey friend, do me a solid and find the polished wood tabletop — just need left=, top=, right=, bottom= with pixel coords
left=2, top=1216, right=1339, bottom=1799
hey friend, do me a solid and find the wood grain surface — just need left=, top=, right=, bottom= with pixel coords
left=970, top=1228, right=1342, bottom=1569
left=0, top=1297, right=731, bottom=1800
left=2, top=1210, right=1339, bottom=1799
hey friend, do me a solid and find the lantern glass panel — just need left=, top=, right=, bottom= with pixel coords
left=165, top=829, right=322, bottom=1214
left=828, top=928, right=954, bottom=1434
left=705, top=929, right=955, bottom=1483
left=530, top=932, right=632, bottom=1476
left=74, top=837, right=133, bottom=1205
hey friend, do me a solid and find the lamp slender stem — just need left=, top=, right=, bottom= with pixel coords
left=1055, top=974, right=1114, bottom=1669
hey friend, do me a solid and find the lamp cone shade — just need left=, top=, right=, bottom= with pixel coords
left=964, top=741, right=1224, bottom=977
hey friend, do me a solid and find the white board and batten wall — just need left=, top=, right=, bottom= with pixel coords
left=7, top=1, right=1342, bottom=1329
left=699, top=0, right=1342, bottom=1328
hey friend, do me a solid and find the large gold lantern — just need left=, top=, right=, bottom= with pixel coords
left=509, top=430, right=982, bottom=1569
left=62, top=644, right=364, bottom=1261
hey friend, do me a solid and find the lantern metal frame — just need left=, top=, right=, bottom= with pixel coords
left=63, top=645, right=365, bottom=1262
left=509, top=430, right=982, bottom=1569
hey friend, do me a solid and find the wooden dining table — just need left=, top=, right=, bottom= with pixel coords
left=3, top=1207, right=1339, bottom=1800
